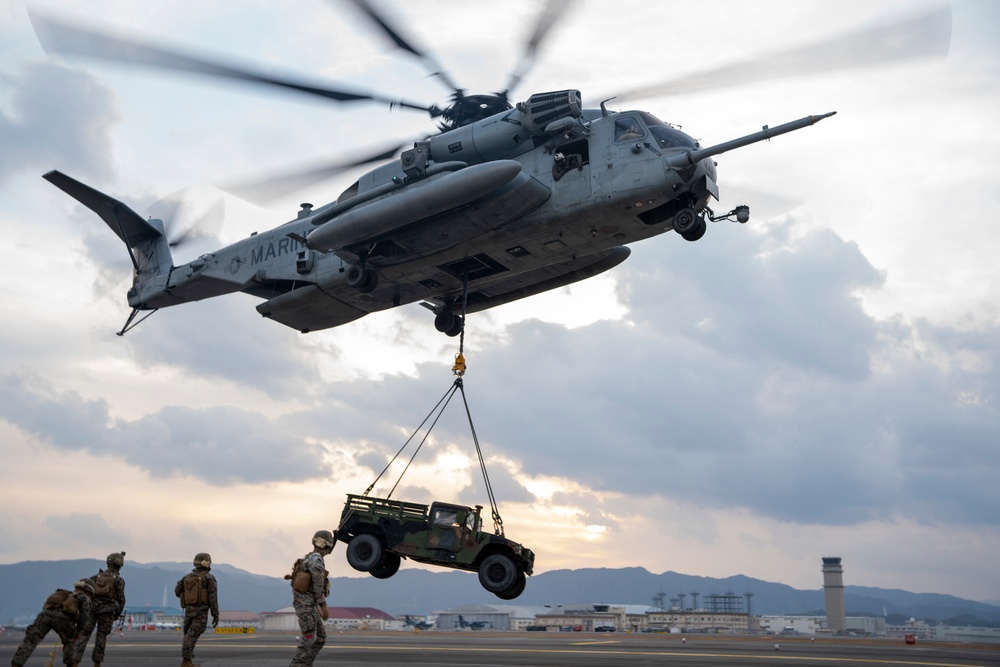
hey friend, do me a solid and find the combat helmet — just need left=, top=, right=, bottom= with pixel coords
left=106, top=552, right=125, bottom=570
left=312, top=530, right=335, bottom=553
left=193, top=553, right=212, bottom=569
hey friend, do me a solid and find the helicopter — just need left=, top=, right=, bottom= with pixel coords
left=29, top=1, right=950, bottom=337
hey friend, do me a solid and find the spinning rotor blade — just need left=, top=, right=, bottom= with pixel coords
left=606, top=5, right=952, bottom=103
left=144, top=189, right=225, bottom=249
left=347, top=0, right=461, bottom=94
left=221, top=143, right=406, bottom=206
left=503, top=0, right=574, bottom=95
left=28, top=10, right=434, bottom=114
left=167, top=197, right=225, bottom=248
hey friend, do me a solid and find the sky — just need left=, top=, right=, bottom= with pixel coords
left=1, top=0, right=998, bottom=605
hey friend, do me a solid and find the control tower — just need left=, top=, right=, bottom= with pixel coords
left=822, top=557, right=847, bottom=633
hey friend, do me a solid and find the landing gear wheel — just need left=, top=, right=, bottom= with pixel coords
left=346, top=264, right=366, bottom=287
left=672, top=207, right=698, bottom=234
left=434, top=309, right=457, bottom=334
left=369, top=552, right=401, bottom=579
left=494, top=570, right=526, bottom=600
left=478, top=553, right=517, bottom=594
left=359, top=267, right=378, bottom=293
left=346, top=534, right=383, bottom=572
left=681, top=217, right=707, bottom=242
left=446, top=317, right=463, bottom=337
left=346, top=265, right=378, bottom=293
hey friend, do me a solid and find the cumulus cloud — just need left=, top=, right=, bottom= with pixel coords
left=311, top=222, right=998, bottom=529
left=0, top=373, right=332, bottom=484
left=0, top=61, right=118, bottom=185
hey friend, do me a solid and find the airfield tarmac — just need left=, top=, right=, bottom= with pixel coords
left=1, top=630, right=998, bottom=667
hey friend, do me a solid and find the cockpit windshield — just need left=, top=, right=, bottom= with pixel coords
left=639, top=111, right=697, bottom=150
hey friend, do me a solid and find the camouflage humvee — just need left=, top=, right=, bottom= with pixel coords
left=333, top=494, right=534, bottom=599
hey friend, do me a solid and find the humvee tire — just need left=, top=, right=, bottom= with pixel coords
left=370, top=553, right=401, bottom=579
left=495, top=570, right=527, bottom=600
left=346, top=533, right=383, bottom=572
left=478, top=553, right=517, bottom=593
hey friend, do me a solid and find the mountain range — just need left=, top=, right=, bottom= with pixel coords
left=2, top=560, right=997, bottom=626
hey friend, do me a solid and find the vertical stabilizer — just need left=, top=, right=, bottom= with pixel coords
left=43, top=170, right=174, bottom=299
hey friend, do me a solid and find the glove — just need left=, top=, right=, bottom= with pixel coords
left=319, top=604, right=329, bottom=621
left=211, top=615, right=219, bottom=628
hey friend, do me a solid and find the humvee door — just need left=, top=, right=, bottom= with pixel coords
left=426, top=503, right=476, bottom=554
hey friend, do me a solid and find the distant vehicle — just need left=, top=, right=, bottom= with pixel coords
left=595, top=626, right=616, bottom=632
left=403, top=615, right=433, bottom=631
left=154, top=622, right=181, bottom=630
left=334, top=494, right=534, bottom=599
left=458, top=615, right=490, bottom=631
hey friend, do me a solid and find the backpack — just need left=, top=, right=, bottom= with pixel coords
left=286, top=558, right=312, bottom=594
left=93, top=570, right=117, bottom=599
left=179, top=572, right=208, bottom=608
left=43, top=589, right=80, bottom=620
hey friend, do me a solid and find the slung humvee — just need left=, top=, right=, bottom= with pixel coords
left=334, top=494, right=534, bottom=599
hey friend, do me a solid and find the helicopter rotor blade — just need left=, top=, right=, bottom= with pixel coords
left=221, top=142, right=407, bottom=207
left=503, top=0, right=574, bottom=96
left=605, top=5, right=952, bottom=104
left=167, top=196, right=225, bottom=248
left=28, top=10, right=435, bottom=114
left=346, top=0, right=462, bottom=95
left=141, top=188, right=225, bottom=249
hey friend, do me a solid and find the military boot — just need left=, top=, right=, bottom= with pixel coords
left=180, top=659, right=198, bottom=667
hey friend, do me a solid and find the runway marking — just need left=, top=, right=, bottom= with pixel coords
left=571, top=640, right=622, bottom=645
left=78, top=640, right=987, bottom=666
left=316, top=644, right=986, bottom=666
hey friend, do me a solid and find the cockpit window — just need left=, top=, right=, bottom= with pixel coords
left=614, top=116, right=645, bottom=142
left=639, top=111, right=697, bottom=149
left=649, top=125, right=697, bottom=149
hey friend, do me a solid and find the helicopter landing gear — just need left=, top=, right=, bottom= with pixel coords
left=673, top=207, right=707, bottom=242
left=346, top=264, right=378, bottom=293
left=680, top=217, right=707, bottom=242
left=434, top=309, right=464, bottom=337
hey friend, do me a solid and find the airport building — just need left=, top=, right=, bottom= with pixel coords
left=758, top=615, right=885, bottom=636
left=434, top=603, right=554, bottom=631
left=260, top=606, right=397, bottom=632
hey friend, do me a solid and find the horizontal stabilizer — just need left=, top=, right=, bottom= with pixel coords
left=43, top=170, right=163, bottom=246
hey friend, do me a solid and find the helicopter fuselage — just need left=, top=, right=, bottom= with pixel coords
left=47, top=90, right=831, bottom=336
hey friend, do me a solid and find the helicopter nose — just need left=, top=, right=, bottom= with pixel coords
left=691, top=163, right=719, bottom=202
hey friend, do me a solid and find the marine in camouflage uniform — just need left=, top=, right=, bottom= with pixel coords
left=173, top=552, right=219, bottom=667
left=74, top=552, right=126, bottom=667
left=289, top=530, right=335, bottom=667
left=12, top=580, right=93, bottom=667
left=63, top=579, right=97, bottom=665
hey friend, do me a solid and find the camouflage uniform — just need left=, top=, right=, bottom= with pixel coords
left=12, top=583, right=92, bottom=667
left=173, top=562, right=219, bottom=666
left=70, top=587, right=97, bottom=667
left=289, top=550, right=329, bottom=667
left=75, top=557, right=126, bottom=666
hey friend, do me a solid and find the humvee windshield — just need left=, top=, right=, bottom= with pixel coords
left=432, top=507, right=459, bottom=527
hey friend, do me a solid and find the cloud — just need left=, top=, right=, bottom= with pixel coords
left=0, top=61, right=118, bottom=185
left=43, top=512, right=130, bottom=550
left=333, top=222, right=997, bottom=529
left=0, top=372, right=332, bottom=485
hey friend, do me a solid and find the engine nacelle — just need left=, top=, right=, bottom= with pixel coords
left=428, top=90, right=583, bottom=165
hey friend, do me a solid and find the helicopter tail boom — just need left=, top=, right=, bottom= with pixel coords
left=42, top=170, right=174, bottom=308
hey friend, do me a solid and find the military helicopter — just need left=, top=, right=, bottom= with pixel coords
left=29, top=1, right=950, bottom=336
